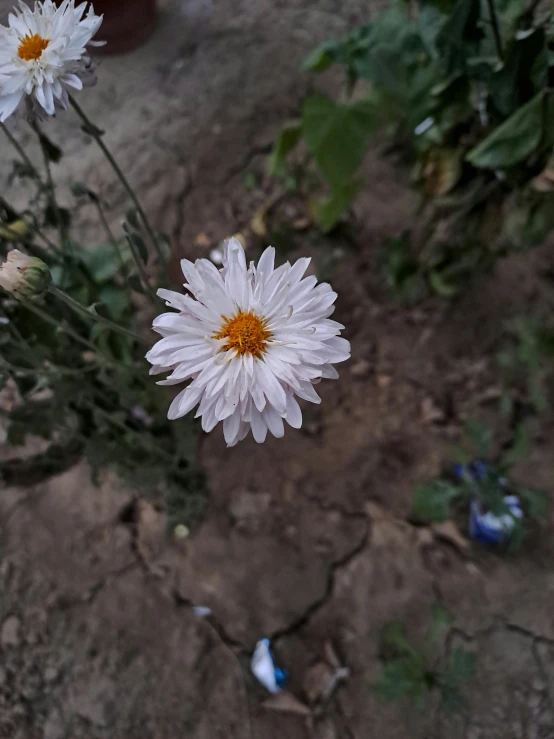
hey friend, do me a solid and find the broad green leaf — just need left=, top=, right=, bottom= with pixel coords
left=267, top=121, right=302, bottom=177
left=313, top=178, right=363, bottom=232
left=466, top=93, right=544, bottom=169
left=302, top=94, right=377, bottom=190
left=489, top=30, right=547, bottom=117
left=412, top=480, right=462, bottom=523
left=79, top=243, right=129, bottom=283
left=98, top=284, right=129, bottom=319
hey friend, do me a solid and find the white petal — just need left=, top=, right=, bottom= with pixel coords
left=285, top=394, right=302, bottom=428
left=250, top=407, right=268, bottom=443
left=223, top=409, right=241, bottom=446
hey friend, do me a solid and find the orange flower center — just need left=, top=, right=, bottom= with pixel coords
left=18, top=33, right=49, bottom=61
left=214, top=311, right=271, bottom=357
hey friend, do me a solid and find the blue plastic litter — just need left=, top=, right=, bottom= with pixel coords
left=469, top=496, right=523, bottom=545
left=453, top=461, right=523, bottom=545
left=251, top=638, right=288, bottom=693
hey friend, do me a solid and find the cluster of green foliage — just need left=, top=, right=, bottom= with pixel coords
left=497, top=314, right=554, bottom=417
left=412, top=418, right=546, bottom=548
left=0, top=128, right=204, bottom=529
left=375, top=604, right=475, bottom=712
left=271, top=0, right=554, bottom=297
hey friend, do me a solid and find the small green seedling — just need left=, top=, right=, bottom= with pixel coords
left=497, top=315, right=554, bottom=418
left=374, top=605, right=475, bottom=712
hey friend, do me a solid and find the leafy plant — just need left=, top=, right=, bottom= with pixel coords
left=0, top=114, right=204, bottom=530
left=270, top=0, right=554, bottom=294
left=375, top=604, right=475, bottom=712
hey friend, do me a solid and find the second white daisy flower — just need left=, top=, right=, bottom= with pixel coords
left=0, top=0, right=103, bottom=122
left=147, top=239, right=351, bottom=446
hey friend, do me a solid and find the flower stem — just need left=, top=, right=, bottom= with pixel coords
left=48, top=285, right=148, bottom=345
left=30, top=118, right=73, bottom=259
left=0, top=122, right=42, bottom=182
left=124, top=232, right=158, bottom=302
left=93, top=199, right=132, bottom=290
left=68, top=95, right=167, bottom=268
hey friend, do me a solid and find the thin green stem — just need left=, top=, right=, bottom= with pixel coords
left=19, top=296, right=99, bottom=354
left=48, top=285, right=148, bottom=345
left=90, top=402, right=176, bottom=464
left=94, top=200, right=126, bottom=273
left=31, top=119, right=71, bottom=257
left=0, top=122, right=42, bottom=181
left=68, top=95, right=166, bottom=268
left=486, top=0, right=503, bottom=61
left=125, top=232, right=158, bottom=301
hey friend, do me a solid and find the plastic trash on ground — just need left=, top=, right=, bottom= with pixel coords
left=469, top=496, right=523, bottom=545
left=453, top=461, right=523, bottom=545
left=251, top=638, right=288, bottom=693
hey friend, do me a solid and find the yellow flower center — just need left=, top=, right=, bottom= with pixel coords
left=17, top=33, right=49, bottom=61
left=214, top=311, right=271, bottom=357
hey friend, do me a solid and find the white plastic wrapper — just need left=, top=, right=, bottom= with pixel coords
left=251, top=639, right=287, bottom=693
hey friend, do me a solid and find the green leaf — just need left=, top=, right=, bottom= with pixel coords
left=302, top=40, right=342, bottom=72
left=313, top=178, right=363, bottom=232
left=466, top=93, right=544, bottom=169
left=499, top=394, right=513, bottom=417
left=44, top=204, right=71, bottom=230
left=126, top=231, right=149, bottom=264
left=154, top=231, right=173, bottom=261
left=437, top=0, right=483, bottom=75
left=517, top=487, right=547, bottom=521
left=380, top=621, right=414, bottom=657
left=428, top=270, right=457, bottom=297
left=70, top=181, right=91, bottom=197
left=126, top=207, right=140, bottom=230
left=502, top=423, right=529, bottom=467
left=302, top=94, right=377, bottom=190
left=267, top=121, right=302, bottom=178
left=464, top=418, right=492, bottom=456
left=374, top=658, right=428, bottom=704
left=489, top=30, right=547, bottom=117
left=38, top=132, right=62, bottom=163
left=98, top=284, right=130, bottom=319
left=444, top=648, right=475, bottom=686
left=413, top=480, right=462, bottom=523
left=428, top=604, right=454, bottom=644
left=79, top=243, right=129, bottom=283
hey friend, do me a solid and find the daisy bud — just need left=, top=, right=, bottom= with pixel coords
left=0, top=219, right=30, bottom=242
left=0, top=249, right=51, bottom=299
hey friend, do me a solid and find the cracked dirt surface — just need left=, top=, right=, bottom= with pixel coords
left=1, top=0, right=554, bottom=736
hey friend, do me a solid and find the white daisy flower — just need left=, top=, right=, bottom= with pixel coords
left=147, top=238, right=351, bottom=447
left=0, top=0, right=103, bottom=123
